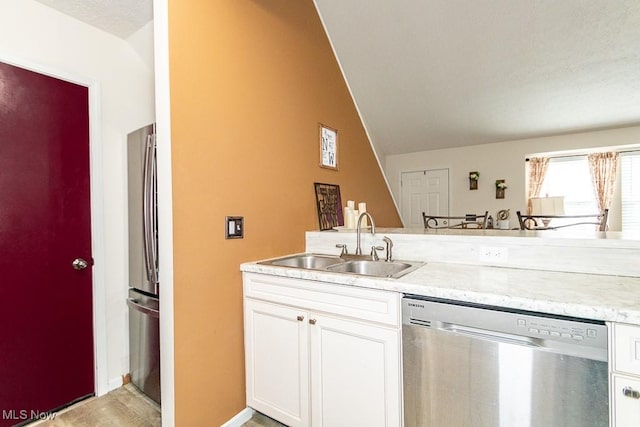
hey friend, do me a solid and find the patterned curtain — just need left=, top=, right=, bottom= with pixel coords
left=588, top=152, right=619, bottom=217
left=526, top=157, right=549, bottom=214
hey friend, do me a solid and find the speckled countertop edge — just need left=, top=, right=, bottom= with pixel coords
left=241, top=257, right=640, bottom=325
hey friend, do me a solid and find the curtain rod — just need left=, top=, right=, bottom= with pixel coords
left=526, top=148, right=640, bottom=161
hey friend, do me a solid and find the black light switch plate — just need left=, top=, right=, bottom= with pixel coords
left=225, top=216, right=244, bottom=239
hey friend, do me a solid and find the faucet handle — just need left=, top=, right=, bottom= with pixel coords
left=336, top=243, right=348, bottom=257
left=371, top=246, right=384, bottom=261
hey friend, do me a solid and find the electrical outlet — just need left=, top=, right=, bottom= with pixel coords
left=478, top=246, right=509, bottom=262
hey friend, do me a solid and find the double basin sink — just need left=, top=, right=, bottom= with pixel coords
left=258, top=253, right=422, bottom=279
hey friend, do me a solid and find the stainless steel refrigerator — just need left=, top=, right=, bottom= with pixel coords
left=127, top=123, right=160, bottom=404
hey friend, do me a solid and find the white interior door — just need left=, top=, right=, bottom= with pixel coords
left=400, top=169, right=449, bottom=227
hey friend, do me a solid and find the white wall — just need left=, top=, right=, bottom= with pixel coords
left=0, top=0, right=155, bottom=392
left=153, top=0, right=175, bottom=422
left=385, top=125, right=640, bottom=231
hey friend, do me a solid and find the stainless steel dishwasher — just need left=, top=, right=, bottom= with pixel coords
left=402, top=295, right=608, bottom=427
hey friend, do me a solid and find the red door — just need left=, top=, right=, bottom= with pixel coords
left=0, top=61, right=94, bottom=424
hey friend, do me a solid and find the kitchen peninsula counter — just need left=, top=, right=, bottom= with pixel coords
left=241, top=228, right=640, bottom=325
left=241, top=258, right=640, bottom=325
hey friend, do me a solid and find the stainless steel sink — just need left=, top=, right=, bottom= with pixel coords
left=259, top=254, right=346, bottom=270
left=259, top=253, right=422, bottom=279
left=326, top=260, right=419, bottom=278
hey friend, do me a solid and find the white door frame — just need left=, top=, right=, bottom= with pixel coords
left=153, top=0, right=176, bottom=424
left=0, top=53, right=109, bottom=395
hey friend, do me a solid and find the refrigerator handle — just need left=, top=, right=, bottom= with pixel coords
left=142, top=134, right=156, bottom=285
left=127, top=298, right=160, bottom=318
left=150, top=133, right=159, bottom=287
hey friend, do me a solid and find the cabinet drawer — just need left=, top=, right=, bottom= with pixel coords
left=614, top=324, right=640, bottom=376
left=243, top=272, right=400, bottom=327
left=613, top=374, right=640, bottom=426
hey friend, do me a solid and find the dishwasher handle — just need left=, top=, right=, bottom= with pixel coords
left=441, top=322, right=542, bottom=348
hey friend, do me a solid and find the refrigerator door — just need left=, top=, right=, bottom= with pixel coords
left=128, top=124, right=158, bottom=295
left=128, top=288, right=161, bottom=404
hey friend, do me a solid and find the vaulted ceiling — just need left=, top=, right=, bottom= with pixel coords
left=314, top=0, right=640, bottom=155
left=33, top=0, right=152, bottom=39
left=35, top=0, right=640, bottom=156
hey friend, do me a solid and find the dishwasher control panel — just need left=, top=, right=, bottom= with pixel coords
left=402, top=295, right=608, bottom=354
left=516, top=317, right=599, bottom=343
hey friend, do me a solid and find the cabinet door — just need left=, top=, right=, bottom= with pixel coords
left=244, top=299, right=309, bottom=427
left=614, top=324, right=640, bottom=376
left=309, top=314, right=401, bottom=427
left=613, top=375, right=640, bottom=427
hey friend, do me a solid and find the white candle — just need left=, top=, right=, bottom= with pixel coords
left=343, top=207, right=351, bottom=228
left=347, top=200, right=355, bottom=210
left=358, top=202, right=367, bottom=226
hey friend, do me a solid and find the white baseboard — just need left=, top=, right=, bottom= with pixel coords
left=221, top=407, right=254, bottom=427
left=105, top=376, right=124, bottom=394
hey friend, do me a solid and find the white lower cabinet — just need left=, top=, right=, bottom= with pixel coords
left=243, top=272, right=401, bottom=427
left=245, top=299, right=310, bottom=427
left=309, top=313, right=400, bottom=427
left=611, top=323, right=640, bottom=426
left=612, top=374, right=640, bottom=426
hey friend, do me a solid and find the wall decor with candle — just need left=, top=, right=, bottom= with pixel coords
left=469, top=171, right=479, bottom=190
left=495, top=179, right=507, bottom=199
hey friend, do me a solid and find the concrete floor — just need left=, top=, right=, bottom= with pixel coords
left=28, top=384, right=160, bottom=427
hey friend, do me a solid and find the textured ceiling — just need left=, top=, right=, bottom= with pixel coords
left=314, top=0, right=640, bottom=155
left=33, top=0, right=640, bottom=156
left=33, top=0, right=152, bottom=39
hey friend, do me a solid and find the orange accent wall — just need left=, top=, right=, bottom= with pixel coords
left=168, top=0, right=402, bottom=424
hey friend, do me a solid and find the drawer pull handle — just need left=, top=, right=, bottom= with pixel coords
left=623, top=387, right=640, bottom=399
left=309, top=319, right=317, bottom=325
left=297, top=315, right=304, bottom=322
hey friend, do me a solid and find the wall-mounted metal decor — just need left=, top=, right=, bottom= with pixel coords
left=314, top=182, right=344, bottom=230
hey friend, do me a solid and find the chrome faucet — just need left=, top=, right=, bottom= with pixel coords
left=355, top=212, right=376, bottom=256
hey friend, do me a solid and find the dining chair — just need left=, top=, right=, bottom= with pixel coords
left=516, top=209, right=609, bottom=231
left=422, top=211, right=489, bottom=230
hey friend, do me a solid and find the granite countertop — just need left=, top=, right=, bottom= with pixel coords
left=241, top=256, right=640, bottom=325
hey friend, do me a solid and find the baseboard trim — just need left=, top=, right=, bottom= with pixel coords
left=221, top=407, right=254, bottom=427
left=105, top=376, right=124, bottom=394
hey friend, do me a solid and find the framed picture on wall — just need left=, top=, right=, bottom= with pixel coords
left=314, top=182, right=344, bottom=230
left=319, top=124, right=338, bottom=170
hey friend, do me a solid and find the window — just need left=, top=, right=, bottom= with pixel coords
left=539, top=156, right=598, bottom=215
left=536, top=151, right=640, bottom=232
left=621, top=151, right=640, bottom=232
